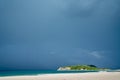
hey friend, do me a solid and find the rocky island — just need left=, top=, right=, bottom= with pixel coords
left=57, top=65, right=109, bottom=71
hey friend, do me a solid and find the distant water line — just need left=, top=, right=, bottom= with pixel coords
left=0, top=70, right=99, bottom=77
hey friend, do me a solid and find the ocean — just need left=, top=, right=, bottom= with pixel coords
left=0, top=70, right=99, bottom=77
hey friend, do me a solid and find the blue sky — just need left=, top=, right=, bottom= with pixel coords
left=0, top=0, right=120, bottom=70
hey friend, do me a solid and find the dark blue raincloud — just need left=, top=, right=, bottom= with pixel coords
left=0, top=0, right=120, bottom=70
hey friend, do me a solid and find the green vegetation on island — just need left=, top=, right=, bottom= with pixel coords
left=57, top=65, right=109, bottom=71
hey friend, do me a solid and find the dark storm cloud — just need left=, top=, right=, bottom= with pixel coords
left=55, top=0, right=104, bottom=17
left=0, top=0, right=120, bottom=70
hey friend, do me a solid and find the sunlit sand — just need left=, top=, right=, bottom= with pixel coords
left=0, top=72, right=120, bottom=80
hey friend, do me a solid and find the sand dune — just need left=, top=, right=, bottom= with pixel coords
left=0, top=72, right=120, bottom=80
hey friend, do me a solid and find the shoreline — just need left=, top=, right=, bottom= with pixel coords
left=0, top=72, right=120, bottom=80
left=0, top=70, right=101, bottom=77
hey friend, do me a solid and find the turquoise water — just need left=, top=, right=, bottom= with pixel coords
left=0, top=70, right=99, bottom=77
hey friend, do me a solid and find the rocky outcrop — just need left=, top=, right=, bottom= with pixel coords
left=57, top=67, right=71, bottom=71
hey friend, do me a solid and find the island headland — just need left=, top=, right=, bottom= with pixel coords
left=57, top=64, right=109, bottom=71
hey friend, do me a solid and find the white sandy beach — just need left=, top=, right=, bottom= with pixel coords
left=0, top=72, right=120, bottom=80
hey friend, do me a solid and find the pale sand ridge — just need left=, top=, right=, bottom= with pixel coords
left=0, top=72, right=120, bottom=80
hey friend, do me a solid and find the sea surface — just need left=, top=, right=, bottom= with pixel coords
left=0, top=70, right=99, bottom=77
